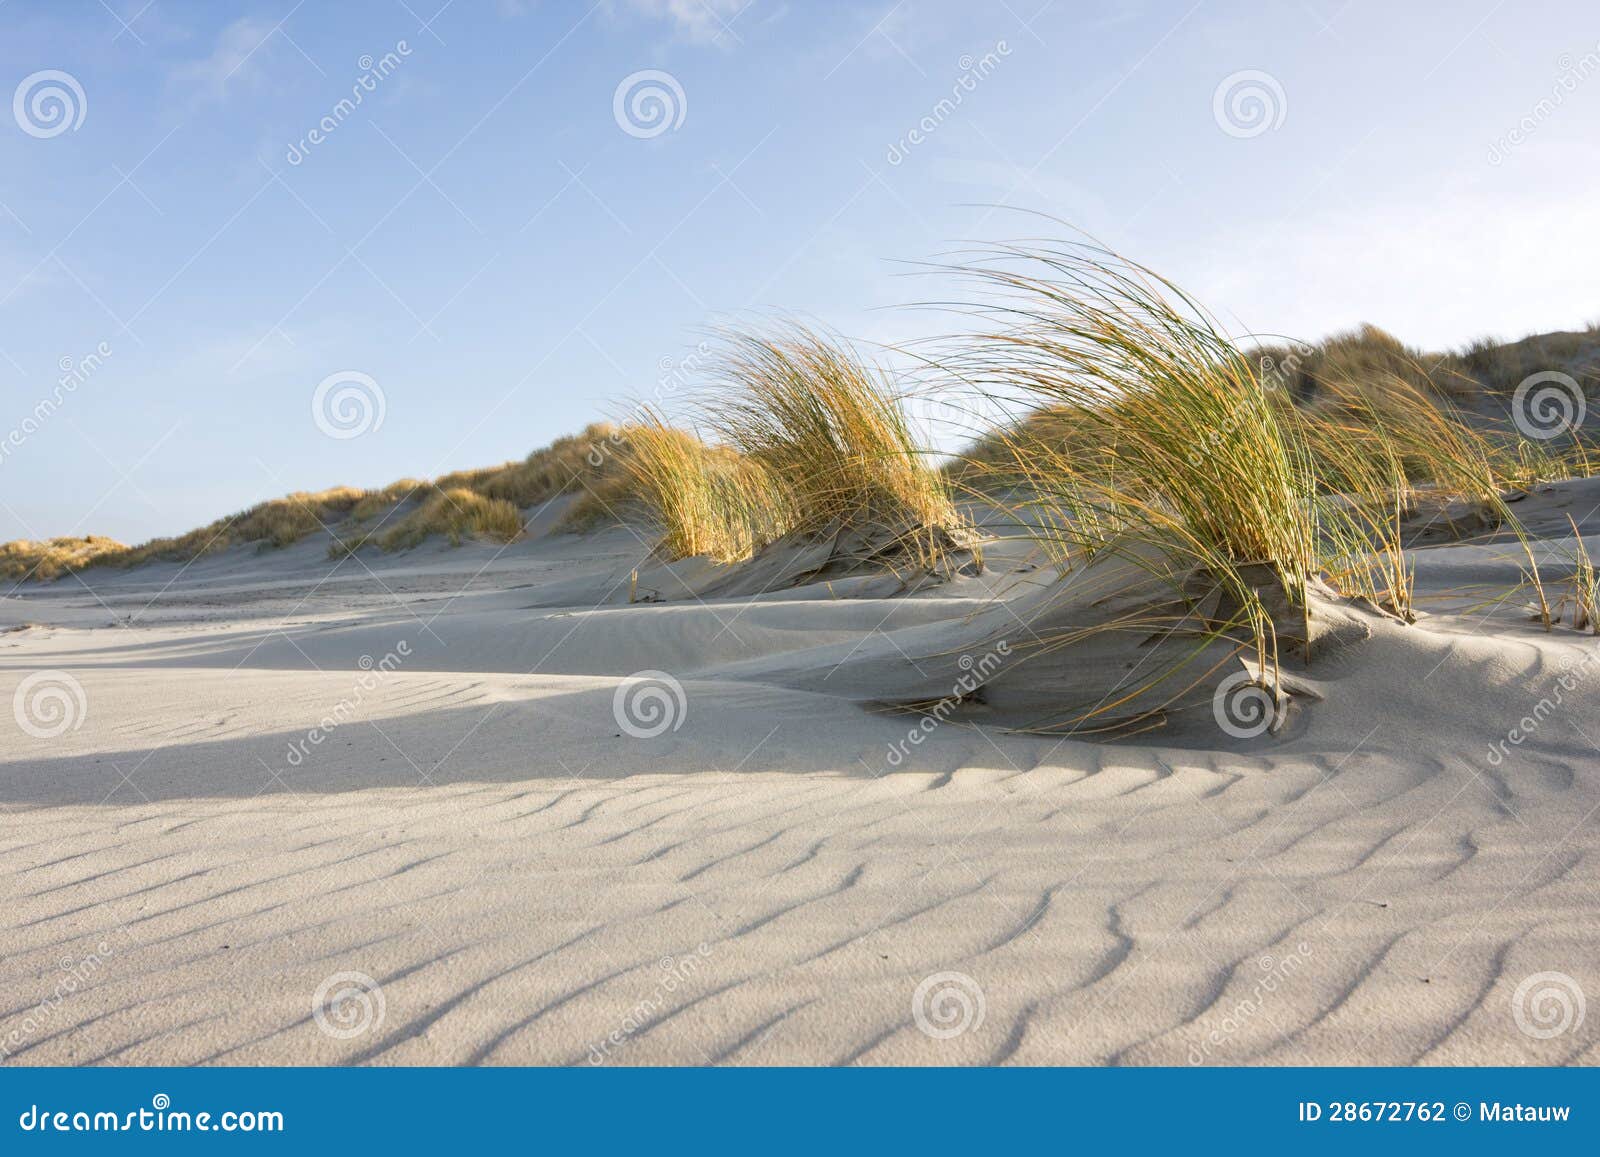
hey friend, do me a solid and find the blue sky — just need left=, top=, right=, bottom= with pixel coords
left=3, top=0, right=1598, bottom=543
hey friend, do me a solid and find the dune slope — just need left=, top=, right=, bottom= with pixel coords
left=1, top=484, right=1597, bottom=1065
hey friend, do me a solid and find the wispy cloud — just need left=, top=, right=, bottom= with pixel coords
left=613, top=0, right=750, bottom=47
left=171, top=17, right=280, bottom=102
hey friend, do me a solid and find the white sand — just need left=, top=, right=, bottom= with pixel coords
left=2, top=484, right=1598, bottom=1065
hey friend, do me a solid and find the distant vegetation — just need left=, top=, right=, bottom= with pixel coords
left=953, top=320, right=1598, bottom=484
left=4, top=263, right=1596, bottom=598
left=1, top=423, right=630, bottom=583
left=0, top=535, right=127, bottom=583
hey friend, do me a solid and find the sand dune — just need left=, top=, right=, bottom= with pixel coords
left=2, top=484, right=1598, bottom=1065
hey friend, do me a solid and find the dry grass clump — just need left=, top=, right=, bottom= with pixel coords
left=230, top=488, right=362, bottom=545
left=609, top=326, right=966, bottom=570
left=375, top=488, right=524, bottom=551
left=1555, top=516, right=1599, bottom=633
left=614, top=413, right=792, bottom=562
left=350, top=479, right=428, bottom=522
left=1273, top=327, right=1598, bottom=486
left=1276, top=353, right=1593, bottom=634
left=945, top=240, right=1600, bottom=734
left=0, top=535, right=127, bottom=582
left=330, top=424, right=627, bottom=556
left=3, top=488, right=383, bottom=582
left=953, top=325, right=1471, bottom=493
left=1257, top=322, right=1600, bottom=410
left=112, top=487, right=368, bottom=568
left=1259, top=325, right=1478, bottom=407
left=1291, top=373, right=1507, bottom=508
left=942, top=404, right=1099, bottom=491
left=947, top=242, right=1520, bottom=730
left=1452, top=325, right=1600, bottom=394
left=958, top=244, right=1319, bottom=593
left=435, top=422, right=630, bottom=509
left=959, top=302, right=1597, bottom=505
left=691, top=326, right=965, bottom=567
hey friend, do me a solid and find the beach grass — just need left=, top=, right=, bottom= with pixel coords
left=0, top=535, right=128, bottom=582
left=696, top=325, right=965, bottom=567
left=373, top=487, right=524, bottom=550
left=610, top=411, right=793, bottom=562
left=941, top=241, right=1549, bottom=729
